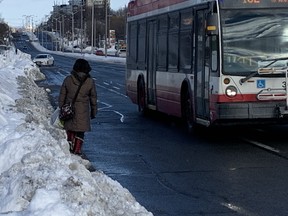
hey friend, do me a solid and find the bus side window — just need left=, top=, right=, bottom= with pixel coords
left=127, top=22, right=138, bottom=70
left=179, top=8, right=193, bottom=73
left=211, top=36, right=218, bottom=73
left=138, top=20, right=146, bottom=70
left=168, top=12, right=179, bottom=72
left=157, top=14, right=168, bottom=71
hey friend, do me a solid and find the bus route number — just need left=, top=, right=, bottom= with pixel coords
left=243, top=0, right=260, bottom=4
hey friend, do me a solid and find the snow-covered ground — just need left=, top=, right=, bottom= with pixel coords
left=0, top=38, right=153, bottom=215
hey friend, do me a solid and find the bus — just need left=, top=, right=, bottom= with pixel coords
left=125, top=0, right=288, bottom=130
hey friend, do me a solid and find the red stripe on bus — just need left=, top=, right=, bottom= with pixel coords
left=212, top=94, right=285, bottom=103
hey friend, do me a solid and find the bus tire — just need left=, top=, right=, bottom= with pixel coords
left=137, top=78, right=146, bottom=114
left=182, top=90, right=194, bottom=133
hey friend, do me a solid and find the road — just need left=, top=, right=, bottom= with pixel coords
left=15, top=38, right=288, bottom=216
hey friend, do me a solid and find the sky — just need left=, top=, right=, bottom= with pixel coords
left=0, top=33, right=153, bottom=215
left=0, top=0, right=129, bottom=27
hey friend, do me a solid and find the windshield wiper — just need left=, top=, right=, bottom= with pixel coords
left=240, top=57, right=288, bottom=84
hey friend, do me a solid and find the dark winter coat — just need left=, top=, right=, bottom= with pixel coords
left=59, top=71, right=97, bottom=132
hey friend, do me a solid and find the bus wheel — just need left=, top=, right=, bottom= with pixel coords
left=137, top=79, right=146, bottom=114
left=182, top=91, right=194, bottom=133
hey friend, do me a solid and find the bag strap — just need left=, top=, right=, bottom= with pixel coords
left=71, top=76, right=88, bottom=105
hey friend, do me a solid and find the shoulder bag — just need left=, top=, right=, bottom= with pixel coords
left=59, top=77, right=87, bottom=121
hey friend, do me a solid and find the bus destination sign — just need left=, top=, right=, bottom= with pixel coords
left=219, top=0, right=288, bottom=9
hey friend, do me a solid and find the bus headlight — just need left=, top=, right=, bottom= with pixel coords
left=225, top=86, right=237, bottom=97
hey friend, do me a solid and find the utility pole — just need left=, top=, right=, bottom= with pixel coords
left=70, top=5, right=80, bottom=53
left=62, top=14, right=65, bottom=51
left=80, top=1, right=84, bottom=54
left=58, top=19, right=62, bottom=51
left=31, top=16, right=34, bottom=33
left=72, top=13, right=75, bottom=53
left=105, top=0, right=108, bottom=57
left=45, top=15, right=49, bottom=49
left=52, top=15, right=58, bottom=51
left=91, top=2, right=95, bottom=54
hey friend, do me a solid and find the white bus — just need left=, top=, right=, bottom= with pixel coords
left=125, top=0, right=288, bottom=130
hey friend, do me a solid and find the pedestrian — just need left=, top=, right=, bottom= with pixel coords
left=58, top=58, right=97, bottom=155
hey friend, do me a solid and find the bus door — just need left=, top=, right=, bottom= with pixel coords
left=147, top=20, right=157, bottom=108
left=194, top=8, right=211, bottom=122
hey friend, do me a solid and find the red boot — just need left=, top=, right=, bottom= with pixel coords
left=66, top=131, right=75, bottom=152
left=73, top=137, right=84, bottom=155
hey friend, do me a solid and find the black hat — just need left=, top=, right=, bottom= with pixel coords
left=73, top=58, right=91, bottom=73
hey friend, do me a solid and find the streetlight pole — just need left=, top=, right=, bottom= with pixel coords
left=108, top=14, right=112, bottom=48
left=72, top=12, right=75, bottom=53
left=41, top=25, right=44, bottom=46
left=58, top=20, right=62, bottom=51
left=60, top=15, right=64, bottom=52
left=71, top=5, right=79, bottom=53
left=45, top=15, right=49, bottom=49
left=31, top=16, right=34, bottom=33
left=80, top=2, right=84, bottom=54
left=105, top=0, right=108, bottom=57
left=91, top=2, right=95, bottom=54
left=55, top=17, right=58, bottom=51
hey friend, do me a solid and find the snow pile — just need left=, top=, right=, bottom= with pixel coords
left=0, top=48, right=153, bottom=216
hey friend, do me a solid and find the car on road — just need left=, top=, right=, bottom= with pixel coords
left=95, top=49, right=105, bottom=56
left=115, top=49, right=126, bottom=57
left=33, top=54, right=54, bottom=66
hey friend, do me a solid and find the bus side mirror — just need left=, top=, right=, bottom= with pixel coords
left=206, top=14, right=218, bottom=36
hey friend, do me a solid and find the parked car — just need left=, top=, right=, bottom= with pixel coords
left=95, top=49, right=105, bottom=56
left=33, top=54, right=54, bottom=66
left=115, top=49, right=126, bottom=58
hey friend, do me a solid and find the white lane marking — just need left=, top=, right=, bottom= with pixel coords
left=241, top=138, right=280, bottom=153
left=98, top=101, right=125, bottom=123
left=97, top=83, right=127, bottom=98
left=222, top=203, right=258, bottom=216
left=95, top=81, right=129, bottom=122
left=112, top=110, right=125, bottom=122
left=113, top=86, right=120, bottom=90
left=98, top=101, right=112, bottom=110
left=116, top=82, right=125, bottom=87
left=103, top=82, right=120, bottom=90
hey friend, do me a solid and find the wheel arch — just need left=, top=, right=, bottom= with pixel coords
left=137, top=74, right=146, bottom=113
left=180, top=79, right=194, bottom=116
left=180, top=79, right=196, bottom=132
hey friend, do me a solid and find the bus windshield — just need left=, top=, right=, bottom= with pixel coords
left=221, top=9, right=288, bottom=75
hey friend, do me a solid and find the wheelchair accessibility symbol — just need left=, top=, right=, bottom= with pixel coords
left=257, top=80, right=265, bottom=88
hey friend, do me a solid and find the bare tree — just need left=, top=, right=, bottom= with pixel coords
left=0, top=22, right=9, bottom=44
